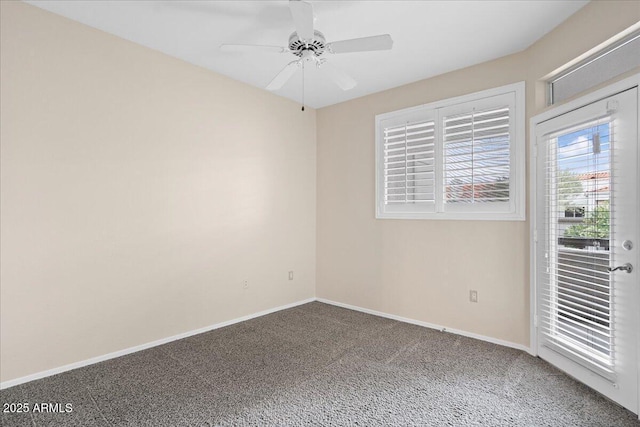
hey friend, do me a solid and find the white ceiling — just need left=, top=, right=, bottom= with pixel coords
left=25, top=0, right=588, bottom=109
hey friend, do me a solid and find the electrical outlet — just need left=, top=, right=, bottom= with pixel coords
left=243, top=280, right=249, bottom=290
left=288, top=271, right=294, bottom=281
left=470, top=290, right=478, bottom=303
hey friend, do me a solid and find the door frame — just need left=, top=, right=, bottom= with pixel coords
left=529, top=73, right=640, bottom=415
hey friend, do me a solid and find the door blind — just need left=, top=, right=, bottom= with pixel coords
left=443, top=106, right=510, bottom=204
left=541, top=119, right=614, bottom=378
left=383, top=120, right=435, bottom=205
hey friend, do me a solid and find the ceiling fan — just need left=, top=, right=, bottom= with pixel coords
left=220, top=0, right=393, bottom=95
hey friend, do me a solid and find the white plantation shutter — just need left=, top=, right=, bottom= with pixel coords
left=443, top=106, right=511, bottom=205
left=383, top=120, right=436, bottom=206
left=375, top=82, right=524, bottom=220
left=439, top=91, right=517, bottom=215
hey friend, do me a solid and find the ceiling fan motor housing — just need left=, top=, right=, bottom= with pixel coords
left=289, top=30, right=326, bottom=57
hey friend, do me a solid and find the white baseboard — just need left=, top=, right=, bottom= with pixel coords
left=316, top=298, right=530, bottom=353
left=1, top=296, right=530, bottom=389
left=0, top=298, right=315, bottom=390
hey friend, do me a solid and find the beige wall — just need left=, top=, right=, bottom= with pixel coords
left=316, top=1, right=640, bottom=347
left=0, top=2, right=316, bottom=383
left=2, top=0, right=638, bottom=385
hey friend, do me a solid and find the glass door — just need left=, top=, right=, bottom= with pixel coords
left=535, top=87, right=638, bottom=413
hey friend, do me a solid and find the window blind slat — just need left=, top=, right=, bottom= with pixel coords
left=542, top=323, right=611, bottom=354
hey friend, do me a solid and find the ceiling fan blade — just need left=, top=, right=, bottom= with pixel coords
left=326, top=34, right=393, bottom=54
left=266, top=61, right=300, bottom=91
left=289, top=0, right=314, bottom=41
left=319, top=62, right=356, bottom=91
left=220, top=44, right=288, bottom=54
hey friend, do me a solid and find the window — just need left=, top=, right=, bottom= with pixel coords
left=548, top=30, right=640, bottom=105
left=376, top=82, right=525, bottom=220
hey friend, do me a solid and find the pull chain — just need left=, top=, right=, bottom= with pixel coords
left=301, top=61, right=305, bottom=112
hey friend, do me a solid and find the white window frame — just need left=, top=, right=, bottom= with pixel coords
left=375, top=82, right=526, bottom=221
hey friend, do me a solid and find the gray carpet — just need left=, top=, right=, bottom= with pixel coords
left=1, top=302, right=638, bottom=426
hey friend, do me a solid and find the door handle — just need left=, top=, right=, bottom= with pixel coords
left=608, top=263, right=633, bottom=273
